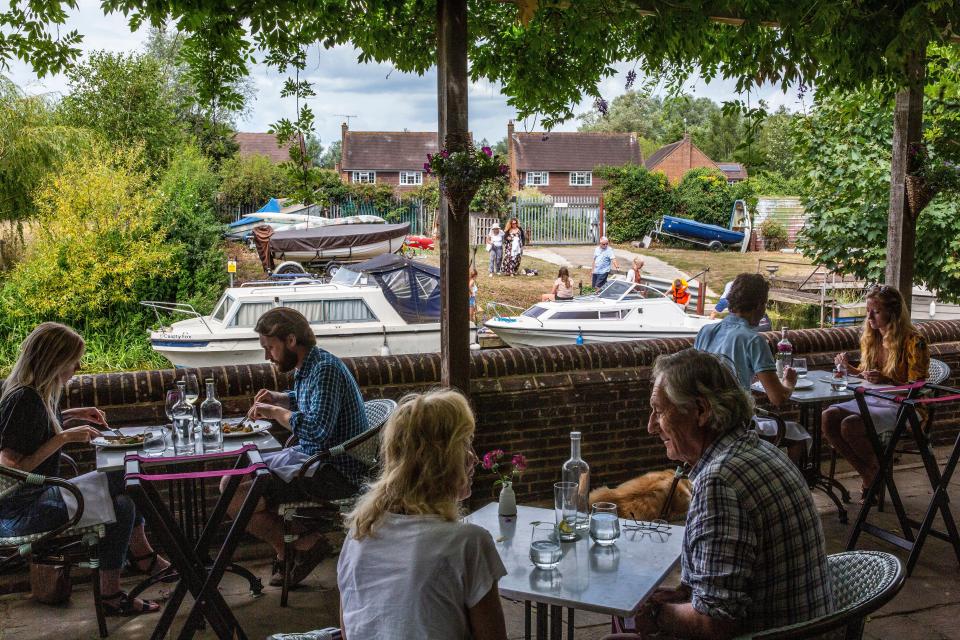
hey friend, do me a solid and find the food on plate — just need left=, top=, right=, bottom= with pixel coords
left=102, top=433, right=146, bottom=446
left=222, top=419, right=258, bottom=435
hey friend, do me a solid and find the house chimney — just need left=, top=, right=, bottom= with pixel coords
left=507, top=120, right=518, bottom=191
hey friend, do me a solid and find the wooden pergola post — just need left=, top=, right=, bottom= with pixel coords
left=884, top=48, right=926, bottom=311
left=437, top=0, right=471, bottom=393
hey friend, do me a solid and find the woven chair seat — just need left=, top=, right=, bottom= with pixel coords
left=0, top=522, right=106, bottom=548
left=928, top=359, right=950, bottom=386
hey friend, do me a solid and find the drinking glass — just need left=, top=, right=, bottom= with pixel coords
left=831, top=363, right=848, bottom=392
left=589, top=502, right=620, bottom=546
left=164, top=388, right=181, bottom=424
left=183, top=374, right=200, bottom=406
left=529, top=523, right=562, bottom=570
left=793, top=357, right=808, bottom=378
left=142, top=428, right=167, bottom=457
left=554, top=481, right=579, bottom=542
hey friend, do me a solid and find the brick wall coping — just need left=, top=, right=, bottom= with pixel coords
left=57, top=321, right=960, bottom=420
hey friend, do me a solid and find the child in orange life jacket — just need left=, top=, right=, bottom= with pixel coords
left=669, top=278, right=690, bottom=306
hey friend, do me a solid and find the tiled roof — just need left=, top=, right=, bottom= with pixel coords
left=234, top=132, right=295, bottom=164
left=342, top=131, right=440, bottom=171
left=717, top=162, right=749, bottom=180
left=644, top=139, right=683, bottom=170
left=512, top=132, right=642, bottom=171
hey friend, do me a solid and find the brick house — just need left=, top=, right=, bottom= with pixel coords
left=644, top=133, right=748, bottom=184
left=338, top=123, right=440, bottom=191
left=507, top=122, right=643, bottom=198
left=234, top=132, right=296, bottom=164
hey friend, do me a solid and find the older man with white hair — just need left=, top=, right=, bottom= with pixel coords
left=605, top=349, right=833, bottom=639
left=591, top=236, right=619, bottom=290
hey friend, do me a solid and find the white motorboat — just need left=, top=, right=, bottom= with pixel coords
left=484, top=280, right=718, bottom=348
left=143, top=255, right=442, bottom=367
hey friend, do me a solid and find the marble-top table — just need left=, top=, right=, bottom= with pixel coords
left=466, top=502, right=684, bottom=640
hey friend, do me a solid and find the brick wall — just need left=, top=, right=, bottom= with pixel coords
left=59, top=321, right=960, bottom=506
left=534, top=172, right=609, bottom=199
left=651, top=140, right=719, bottom=184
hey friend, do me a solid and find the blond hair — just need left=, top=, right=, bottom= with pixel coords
left=346, top=390, right=476, bottom=540
left=1, top=322, right=85, bottom=433
left=860, top=286, right=917, bottom=379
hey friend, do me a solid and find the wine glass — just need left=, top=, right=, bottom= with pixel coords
left=184, top=374, right=200, bottom=406
left=165, top=388, right=182, bottom=426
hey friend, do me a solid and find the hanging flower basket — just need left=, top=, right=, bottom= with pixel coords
left=905, top=174, right=935, bottom=218
left=425, top=145, right=509, bottom=216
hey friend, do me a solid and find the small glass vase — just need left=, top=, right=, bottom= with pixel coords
left=498, top=481, right=517, bottom=517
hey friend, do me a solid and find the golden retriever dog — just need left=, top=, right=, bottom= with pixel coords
left=589, top=469, right=692, bottom=522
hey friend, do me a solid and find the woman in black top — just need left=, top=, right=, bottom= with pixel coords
left=0, top=323, right=164, bottom=616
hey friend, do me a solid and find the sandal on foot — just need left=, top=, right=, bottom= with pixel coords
left=102, top=591, right=161, bottom=617
left=128, top=550, right=178, bottom=583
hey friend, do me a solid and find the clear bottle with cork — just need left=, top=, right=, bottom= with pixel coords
left=776, top=327, right=793, bottom=378
left=199, top=377, right=223, bottom=452
left=561, top=431, right=590, bottom=531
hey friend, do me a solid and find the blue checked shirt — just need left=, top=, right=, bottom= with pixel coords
left=287, top=347, right=368, bottom=485
left=682, top=427, right=833, bottom=631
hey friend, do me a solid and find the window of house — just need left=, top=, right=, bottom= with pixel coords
left=525, top=171, right=549, bottom=186
left=399, top=171, right=423, bottom=186
left=351, top=171, right=376, bottom=184
left=569, top=171, right=592, bottom=186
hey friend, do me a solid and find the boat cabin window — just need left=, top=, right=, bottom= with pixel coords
left=212, top=295, right=234, bottom=322
left=283, top=300, right=377, bottom=324
left=331, top=268, right=361, bottom=286
left=522, top=305, right=548, bottom=319
left=230, top=302, right=274, bottom=327
left=415, top=272, right=438, bottom=297
left=598, top=310, right=622, bottom=320
left=597, top=280, right=634, bottom=300
left=551, top=310, right=600, bottom=320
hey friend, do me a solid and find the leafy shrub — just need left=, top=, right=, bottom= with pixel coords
left=596, top=164, right=674, bottom=242
left=0, top=145, right=175, bottom=329
left=217, top=153, right=293, bottom=213
left=471, top=176, right=510, bottom=216
left=673, top=168, right=732, bottom=227
left=156, top=145, right=227, bottom=310
left=760, top=219, right=788, bottom=251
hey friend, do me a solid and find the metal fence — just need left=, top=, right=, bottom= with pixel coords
left=511, top=195, right=599, bottom=245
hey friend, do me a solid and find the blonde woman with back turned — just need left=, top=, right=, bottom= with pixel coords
left=337, top=390, right=507, bottom=640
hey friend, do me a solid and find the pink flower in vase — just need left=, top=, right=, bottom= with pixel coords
left=511, top=454, right=527, bottom=472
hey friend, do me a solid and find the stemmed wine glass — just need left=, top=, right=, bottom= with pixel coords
left=164, top=388, right=182, bottom=427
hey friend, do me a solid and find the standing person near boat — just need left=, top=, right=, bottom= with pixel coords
left=469, top=266, right=479, bottom=323
left=226, top=307, right=369, bottom=589
left=626, top=257, right=645, bottom=286
left=501, top=218, right=526, bottom=276
left=591, top=237, right=619, bottom=290
left=486, top=222, right=503, bottom=276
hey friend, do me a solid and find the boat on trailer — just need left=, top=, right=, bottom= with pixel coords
left=253, top=222, right=410, bottom=274
left=484, top=279, right=718, bottom=348
left=143, top=255, right=442, bottom=367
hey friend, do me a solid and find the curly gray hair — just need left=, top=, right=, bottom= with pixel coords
left=652, top=349, right=754, bottom=435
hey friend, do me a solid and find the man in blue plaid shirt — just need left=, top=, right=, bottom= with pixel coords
left=225, top=307, right=368, bottom=588
left=605, top=349, right=832, bottom=639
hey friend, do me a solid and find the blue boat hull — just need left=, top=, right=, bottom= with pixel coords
left=662, top=215, right=744, bottom=245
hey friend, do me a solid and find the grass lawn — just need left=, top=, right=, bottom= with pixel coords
left=613, top=243, right=816, bottom=296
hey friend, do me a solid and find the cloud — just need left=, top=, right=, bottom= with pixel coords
left=4, top=0, right=804, bottom=147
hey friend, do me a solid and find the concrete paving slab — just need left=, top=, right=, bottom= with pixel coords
left=3, top=451, right=960, bottom=639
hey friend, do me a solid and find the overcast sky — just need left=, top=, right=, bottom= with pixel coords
left=4, top=0, right=807, bottom=149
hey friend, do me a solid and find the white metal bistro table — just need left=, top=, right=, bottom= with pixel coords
left=95, top=424, right=283, bottom=473
left=465, top=503, right=684, bottom=640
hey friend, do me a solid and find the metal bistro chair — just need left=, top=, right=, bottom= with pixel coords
left=278, top=398, right=397, bottom=606
left=827, top=358, right=951, bottom=510
left=0, top=461, right=109, bottom=638
left=733, top=551, right=904, bottom=639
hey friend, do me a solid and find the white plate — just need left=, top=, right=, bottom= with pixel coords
left=221, top=418, right=272, bottom=438
left=793, top=378, right=814, bottom=390
left=91, top=434, right=148, bottom=449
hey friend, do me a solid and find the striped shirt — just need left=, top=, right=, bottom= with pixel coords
left=287, top=347, right=368, bottom=484
left=683, top=427, right=833, bottom=631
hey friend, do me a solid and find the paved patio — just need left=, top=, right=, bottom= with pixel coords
left=2, top=449, right=959, bottom=640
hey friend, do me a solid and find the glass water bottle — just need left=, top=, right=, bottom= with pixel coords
left=561, top=431, right=590, bottom=531
left=199, top=378, right=223, bottom=452
left=776, top=326, right=793, bottom=378
left=171, top=381, right=195, bottom=455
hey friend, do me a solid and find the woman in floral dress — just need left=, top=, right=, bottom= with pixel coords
left=501, top=218, right=526, bottom=276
